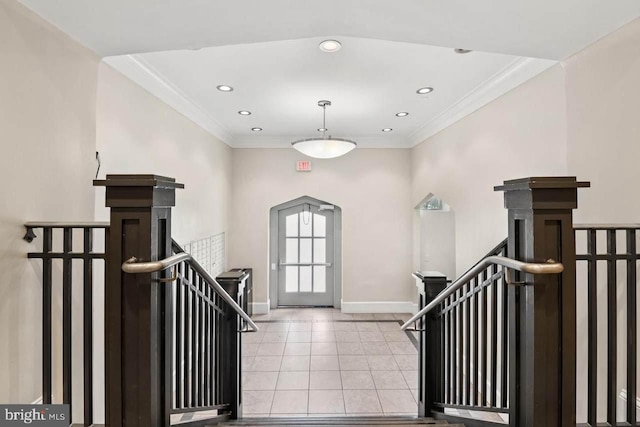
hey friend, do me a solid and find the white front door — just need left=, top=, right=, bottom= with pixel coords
left=277, top=203, right=334, bottom=306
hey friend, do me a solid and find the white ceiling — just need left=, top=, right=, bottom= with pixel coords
left=18, top=0, right=640, bottom=148
left=17, top=0, right=640, bottom=59
left=105, top=38, right=555, bottom=148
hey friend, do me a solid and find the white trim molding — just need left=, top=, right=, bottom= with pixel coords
left=341, top=300, right=417, bottom=314
left=251, top=300, right=270, bottom=315
left=232, top=135, right=412, bottom=149
left=103, top=55, right=234, bottom=145
left=409, top=57, right=557, bottom=146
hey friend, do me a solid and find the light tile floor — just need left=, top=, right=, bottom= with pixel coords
left=242, top=308, right=419, bottom=417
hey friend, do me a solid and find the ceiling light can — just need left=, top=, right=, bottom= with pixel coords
left=396, top=112, right=409, bottom=117
left=238, top=110, right=251, bottom=115
left=217, top=85, right=233, bottom=92
left=416, top=87, right=433, bottom=95
left=319, top=40, right=342, bottom=53
left=251, top=127, right=262, bottom=132
left=382, top=128, right=393, bottom=132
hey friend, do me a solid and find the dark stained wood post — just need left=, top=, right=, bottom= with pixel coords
left=216, top=270, right=249, bottom=419
left=416, top=272, right=448, bottom=418
left=495, top=177, right=589, bottom=427
left=94, top=175, right=184, bottom=427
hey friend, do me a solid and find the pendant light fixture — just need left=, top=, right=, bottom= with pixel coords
left=291, top=100, right=357, bottom=159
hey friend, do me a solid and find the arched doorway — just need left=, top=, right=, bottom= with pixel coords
left=269, top=196, right=342, bottom=308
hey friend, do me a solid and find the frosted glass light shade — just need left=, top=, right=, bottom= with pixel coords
left=291, top=137, right=356, bottom=159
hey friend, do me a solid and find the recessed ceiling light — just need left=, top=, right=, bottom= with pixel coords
left=238, top=110, right=251, bottom=115
left=319, top=40, right=342, bottom=53
left=396, top=112, right=409, bottom=117
left=217, top=85, right=233, bottom=92
left=251, top=127, right=263, bottom=132
left=317, top=128, right=328, bottom=132
left=455, top=48, right=473, bottom=54
left=382, top=128, right=393, bottom=132
left=416, top=87, right=434, bottom=95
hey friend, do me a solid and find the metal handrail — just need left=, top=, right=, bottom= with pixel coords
left=122, top=254, right=259, bottom=332
left=122, top=253, right=191, bottom=274
left=400, top=256, right=564, bottom=331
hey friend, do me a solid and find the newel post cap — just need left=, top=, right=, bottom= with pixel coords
left=494, top=176, right=590, bottom=210
left=93, top=174, right=185, bottom=189
left=93, top=174, right=184, bottom=208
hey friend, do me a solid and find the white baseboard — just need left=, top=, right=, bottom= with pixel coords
left=251, top=300, right=270, bottom=315
left=251, top=300, right=417, bottom=314
left=341, top=300, right=417, bottom=314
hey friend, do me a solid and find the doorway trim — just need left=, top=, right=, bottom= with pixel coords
left=269, top=196, right=342, bottom=309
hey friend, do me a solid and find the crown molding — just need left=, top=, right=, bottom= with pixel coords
left=409, top=57, right=557, bottom=147
left=104, top=54, right=555, bottom=150
left=103, top=55, right=235, bottom=145
left=231, top=135, right=412, bottom=149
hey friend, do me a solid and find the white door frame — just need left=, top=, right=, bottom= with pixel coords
left=269, top=196, right=342, bottom=309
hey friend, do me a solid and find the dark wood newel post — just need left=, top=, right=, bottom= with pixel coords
left=94, top=174, right=184, bottom=427
left=416, top=272, right=447, bottom=418
left=495, top=177, right=589, bottom=427
left=216, top=270, right=250, bottom=419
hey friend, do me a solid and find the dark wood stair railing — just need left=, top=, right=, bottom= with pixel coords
left=37, top=175, right=638, bottom=427
left=574, top=224, right=640, bottom=427
left=92, top=174, right=257, bottom=427
left=26, top=175, right=255, bottom=427
left=119, top=239, right=259, bottom=424
left=407, top=240, right=510, bottom=425
left=407, top=177, right=591, bottom=427
left=406, top=241, right=565, bottom=426
left=24, top=221, right=110, bottom=427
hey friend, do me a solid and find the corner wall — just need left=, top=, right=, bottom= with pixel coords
left=411, top=64, right=569, bottom=275
left=410, top=16, right=640, bottom=272
left=0, top=0, right=235, bottom=412
left=94, top=62, right=232, bottom=244
left=0, top=0, right=100, bottom=405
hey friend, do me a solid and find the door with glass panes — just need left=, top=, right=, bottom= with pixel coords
left=278, top=203, right=334, bottom=306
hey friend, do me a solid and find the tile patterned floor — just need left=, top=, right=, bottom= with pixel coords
left=242, top=308, right=418, bottom=417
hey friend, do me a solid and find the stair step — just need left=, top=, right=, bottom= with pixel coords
left=218, top=415, right=464, bottom=426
